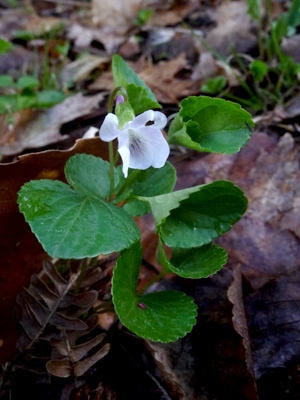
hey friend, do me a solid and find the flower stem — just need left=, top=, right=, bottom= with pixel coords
left=108, top=141, right=114, bottom=202
left=116, top=169, right=141, bottom=196
left=107, top=86, right=129, bottom=202
left=135, top=269, right=168, bottom=296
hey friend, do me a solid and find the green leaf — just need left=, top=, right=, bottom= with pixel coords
left=112, top=54, right=161, bottom=114
left=250, top=60, right=268, bottom=82
left=112, top=241, right=197, bottom=342
left=0, top=95, right=16, bottom=113
left=16, top=76, right=40, bottom=89
left=123, top=162, right=176, bottom=217
left=139, top=180, right=247, bottom=248
left=140, top=185, right=200, bottom=226
left=161, top=181, right=247, bottom=248
left=247, top=0, right=261, bottom=20
left=201, top=76, right=227, bottom=95
left=65, top=154, right=111, bottom=199
left=0, top=38, right=11, bottom=55
left=133, top=8, right=153, bottom=27
left=16, top=93, right=37, bottom=110
left=168, top=96, right=254, bottom=154
left=0, top=93, right=37, bottom=113
left=273, top=13, right=289, bottom=42
left=36, top=90, right=67, bottom=107
left=281, top=55, right=300, bottom=80
left=288, top=0, right=300, bottom=28
left=0, top=75, right=14, bottom=87
left=126, top=83, right=161, bottom=115
left=14, top=30, right=37, bottom=41
left=18, top=178, right=140, bottom=259
left=156, top=239, right=228, bottom=279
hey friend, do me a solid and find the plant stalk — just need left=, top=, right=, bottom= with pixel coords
left=135, top=270, right=168, bottom=296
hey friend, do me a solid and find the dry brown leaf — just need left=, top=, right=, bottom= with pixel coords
left=91, top=0, right=144, bottom=31
left=0, top=92, right=105, bottom=156
left=205, top=1, right=257, bottom=56
left=146, top=1, right=195, bottom=26
left=46, top=358, right=73, bottom=378
left=74, top=343, right=111, bottom=376
left=51, top=333, right=106, bottom=362
left=67, top=23, right=126, bottom=55
left=60, top=54, right=108, bottom=84
left=191, top=51, right=219, bottom=81
left=147, top=339, right=195, bottom=400
left=0, top=9, right=63, bottom=42
left=245, top=271, right=300, bottom=379
left=23, top=13, right=66, bottom=36
left=274, top=91, right=300, bottom=120
left=138, top=54, right=199, bottom=103
left=0, top=137, right=110, bottom=364
left=227, top=265, right=258, bottom=396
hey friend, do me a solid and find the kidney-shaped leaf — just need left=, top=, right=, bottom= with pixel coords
left=112, top=241, right=197, bottom=342
left=18, top=179, right=140, bottom=259
left=139, top=180, right=247, bottom=248
left=65, top=153, right=111, bottom=199
left=168, top=96, right=254, bottom=154
left=156, top=238, right=228, bottom=279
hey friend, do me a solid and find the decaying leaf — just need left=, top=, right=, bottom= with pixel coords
left=91, top=0, right=146, bottom=31
left=47, top=337, right=110, bottom=378
left=60, top=54, right=108, bottom=84
left=245, top=271, right=300, bottom=379
left=227, top=265, right=258, bottom=396
left=146, top=1, right=194, bottom=26
left=0, top=92, right=105, bottom=156
left=20, top=12, right=65, bottom=37
left=67, top=23, right=126, bottom=55
left=138, top=54, right=199, bottom=104
left=204, top=1, right=258, bottom=56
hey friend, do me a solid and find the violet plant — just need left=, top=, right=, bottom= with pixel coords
left=17, top=55, right=254, bottom=343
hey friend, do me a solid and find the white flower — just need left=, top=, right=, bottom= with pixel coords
left=99, top=110, right=169, bottom=178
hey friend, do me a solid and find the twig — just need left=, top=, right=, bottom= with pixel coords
left=40, top=0, right=91, bottom=7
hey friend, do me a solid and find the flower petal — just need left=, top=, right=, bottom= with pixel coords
left=118, top=133, right=130, bottom=178
left=115, top=95, right=124, bottom=105
left=121, top=126, right=169, bottom=172
left=139, top=126, right=170, bottom=168
left=126, top=128, right=154, bottom=171
left=99, top=113, right=120, bottom=142
left=127, top=110, right=154, bottom=130
left=152, top=111, right=167, bottom=130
